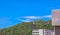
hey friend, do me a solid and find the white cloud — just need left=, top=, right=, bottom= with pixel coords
left=42, top=15, right=52, bottom=18
left=24, top=16, right=41, bottom=19
left=16, top=15, right=52, bottom=22
left=23, top=15, right=52, bottom=19
left=21, top=19, right=31, bottom=22
left=16, top=18, right=32, bottom=22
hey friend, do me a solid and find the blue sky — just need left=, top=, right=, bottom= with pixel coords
left=0, top=0, right=60, bottom=29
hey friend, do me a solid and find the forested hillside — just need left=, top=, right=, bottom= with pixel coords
left=0, top=20, right=53, bottom=35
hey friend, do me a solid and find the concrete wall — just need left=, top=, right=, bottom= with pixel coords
left=52, top=10, right=60, bottom=26
left=39, top=29, right=43, bottom=35
left=32, top=29, right=43, bottom=35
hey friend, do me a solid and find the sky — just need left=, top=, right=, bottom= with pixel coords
left=0, top=0, right=60, bottom=29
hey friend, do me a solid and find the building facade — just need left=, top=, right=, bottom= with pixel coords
left=32, top=29, right=54, bottom=35
left=52, top=10, right=60, bottom=35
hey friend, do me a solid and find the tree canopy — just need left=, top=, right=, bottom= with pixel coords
left=0, top=20, right=53, bottom=35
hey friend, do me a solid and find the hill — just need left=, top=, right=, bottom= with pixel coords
left=1, top=20, right=53, bottom=35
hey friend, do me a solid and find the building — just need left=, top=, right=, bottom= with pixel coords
left=52, top=10, right=60, bottom=35
left=32, top=29, right=54, bottom=35
left=44, top=29, right=54, bottom=35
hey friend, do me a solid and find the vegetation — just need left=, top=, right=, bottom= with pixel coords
left=0, top=20, right=53, bottom=35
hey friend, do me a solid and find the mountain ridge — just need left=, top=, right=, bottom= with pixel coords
left=0, top=20, right=53, bottom=35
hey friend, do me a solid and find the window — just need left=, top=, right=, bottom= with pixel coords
left=33, top=32, right=39, bottom=35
